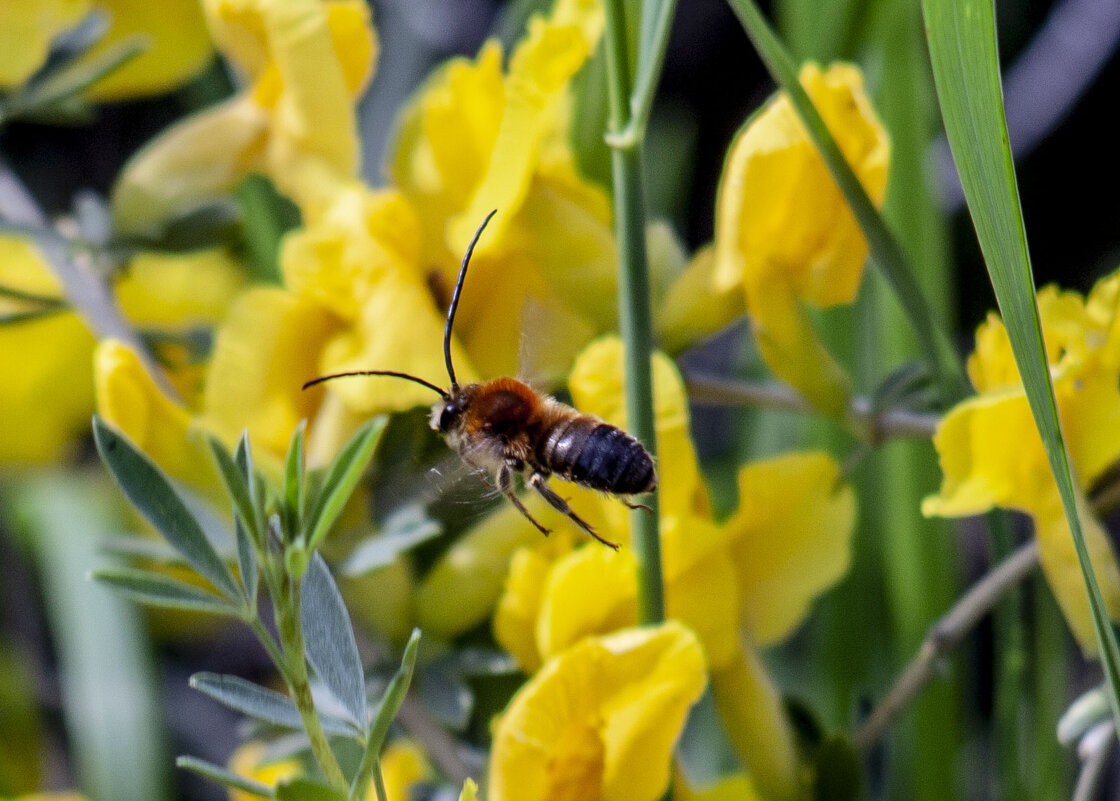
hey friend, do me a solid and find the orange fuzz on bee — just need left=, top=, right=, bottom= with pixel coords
left=303, top=210, right=656, bottom=549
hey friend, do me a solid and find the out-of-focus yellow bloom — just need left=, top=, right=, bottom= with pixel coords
left=113, top=0, right=376, bottom=233
left=488, top=621, right=707, bottom=801
left=389, top=0, right=612, bottom=379
left=0, top=235, right=96, bottom=464
left=5, top=794, right=89, bottom=801
left=924, top=277, right=1120, bottom=652
left=228, top=741, right=300, bottom=801
left=95, top=340, right=221, bottom=489
left=0, top=0, right=211, bottom=98
left=713, top=62, right=889, bottom=417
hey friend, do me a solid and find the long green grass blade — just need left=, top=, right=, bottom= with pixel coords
left=923, top=0, right=1120, bottom=727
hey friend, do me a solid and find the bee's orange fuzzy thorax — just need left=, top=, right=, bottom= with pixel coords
left=463, top=377, right=544, bottom=434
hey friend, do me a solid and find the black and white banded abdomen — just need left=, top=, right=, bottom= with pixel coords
left=537, top=416, right=656, bottom=495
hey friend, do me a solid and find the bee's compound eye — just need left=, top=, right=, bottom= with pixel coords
left=438, top=402, right=459, bottom=432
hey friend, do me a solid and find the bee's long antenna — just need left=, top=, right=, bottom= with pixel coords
left=444, top=208, right=498, bottom=390
left=302, top=370, right=446, bottom=396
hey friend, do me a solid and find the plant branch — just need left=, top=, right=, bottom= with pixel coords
left=854, top=540, right=1040, bottom=754
left=685, top=374, right=942, bottom=440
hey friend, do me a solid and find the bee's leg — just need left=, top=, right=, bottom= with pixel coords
left=621, top=498, right=654, bottom=513
left=528, top=472, right=619, bottom=551
left=498, top=461, right=551, bottom=536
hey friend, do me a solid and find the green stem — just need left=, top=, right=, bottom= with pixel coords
left=603, top=0, right=664, bottom=625
left=275, top=574, right=348, bottom=790
left=723, top=0, right=967, bottom=404
left=370, top=760, right=389, bottom=801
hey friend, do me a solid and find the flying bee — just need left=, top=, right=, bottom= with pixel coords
left=302, top=209, right=656, bottom=549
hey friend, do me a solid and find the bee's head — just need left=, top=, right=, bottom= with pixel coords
left=430, top=386, right=474, bottom=435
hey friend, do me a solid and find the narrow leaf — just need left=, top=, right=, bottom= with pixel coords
left=923, top=0, right=1120, bottom=726
left=285, top=421, right=307, bottom=534
left=235, top=516, right=259, bottom=609
left=236, top=432, right=268, bottom=542
left=177, top=755, right=275, bottom=798
left=305, top=418, right=387, bottom=550
left=93, top=416, right=240, bottom=600
left=348, top=630, right=421, bottom=801
left=93, top=568, right=240, bottom=617
left=302, top=554, right=367, bottom=729
left=189, top=672, right=361, bottom=738
left=209, top=435, right=258, bottom=544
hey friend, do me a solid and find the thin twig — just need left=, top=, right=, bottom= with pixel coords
left=685, top=373, right=942, bottom=440
left=854, top=541, right=1040, bottom=755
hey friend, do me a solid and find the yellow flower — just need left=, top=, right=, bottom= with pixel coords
left=0, top=0, right=211, bottom=98
left=0, top=235, right=96, bottom=464
left=112, top=0, right=377, bottom=234
left=389, top=0, right=613, bottom=379
left=488, top=621, right=707, bottom=801
left=713, top=62, right=889, bottom=417
left=924, top=277, right=1120, bottom=652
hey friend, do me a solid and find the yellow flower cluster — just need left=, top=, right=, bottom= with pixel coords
left=925, top=273, right=1120, bottom=652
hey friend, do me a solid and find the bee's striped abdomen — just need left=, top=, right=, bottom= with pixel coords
left=539, top=416, right=656, bottom=495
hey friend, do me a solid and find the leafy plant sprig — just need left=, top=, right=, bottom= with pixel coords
left=91, top=414, right=420, bottom=801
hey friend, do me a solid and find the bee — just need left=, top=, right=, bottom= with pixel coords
left=303, top=210, right=656, bottom=549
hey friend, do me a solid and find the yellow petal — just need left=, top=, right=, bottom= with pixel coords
left=447, top=11, right=601, bottom=252
left=0, top=0, right=90, bottom=87
left=0, top=247, right=94, bottom=462
left=203, top=287, right=338, bottom=462
left=1032, top=490, right=1120, bottom=654
left=535, top=546, right=639, bottom=662
left=711, top=637, right=801, bottom=801
left=494, top=546, right=554, bottom=673
left=95, top=340, right=218, bottom=489
left=116, top=247, right=245, bottom=327
left=489, top=621, right=707, bottom=801
left=85, top=0, right=213, bottom=100
left=724, top=452, right=855, bottom=644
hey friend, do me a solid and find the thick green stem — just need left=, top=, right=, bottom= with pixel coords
left=603, top=0, right=664, bottom=624
left=275, top=575, right=348, bottom=790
